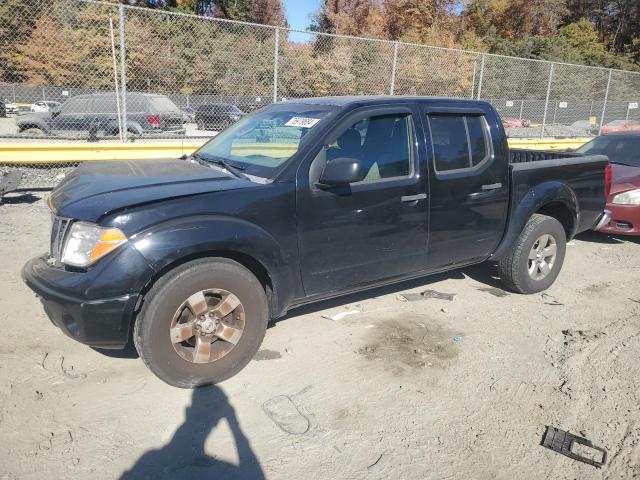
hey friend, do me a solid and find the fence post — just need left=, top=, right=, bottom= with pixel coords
left=540, top=62, right=554, bottom=139
left=273, top=27, right=280, bottom=103
left=519, top=99, right=524, bottom=120
left=470, top=60, right=476, bottom=99
left=118, top=4, right=128, bottom=142
left=476, top=54, right=485, bottom=100
left=389, top=42, right=399, bottom=95
left=109, top=15, right=124, bottom=142
left=598, top=69, right=613, bottom=136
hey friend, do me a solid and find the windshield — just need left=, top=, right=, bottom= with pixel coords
left=576, top=136, right=640, bottom=167
left=195, top=103, right=338, bottom=178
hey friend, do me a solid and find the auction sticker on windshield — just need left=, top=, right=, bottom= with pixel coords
left=285, top=117, right=321, bottom=128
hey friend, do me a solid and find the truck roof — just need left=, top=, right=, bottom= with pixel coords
left=283, top=95, right=492, bottom=108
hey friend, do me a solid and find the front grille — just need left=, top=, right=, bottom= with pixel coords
left=50, top=216, right=73, bottom=261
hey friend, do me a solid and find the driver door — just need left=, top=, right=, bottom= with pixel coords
left=296, top=105, right=429, bottom=297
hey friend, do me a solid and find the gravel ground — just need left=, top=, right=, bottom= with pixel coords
left=0, top=193, right=639, bottom=480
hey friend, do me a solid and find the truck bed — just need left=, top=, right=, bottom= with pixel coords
left=508, top=153, right=609, bottom=237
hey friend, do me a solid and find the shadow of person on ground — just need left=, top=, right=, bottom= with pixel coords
left=120, top=385, right=265, bottom=480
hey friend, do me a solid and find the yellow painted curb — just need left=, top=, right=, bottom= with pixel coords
left=0, top=137, right=592, bottom=165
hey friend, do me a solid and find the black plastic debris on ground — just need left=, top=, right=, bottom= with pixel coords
left=399, top=289, right=455, bottom=302
left=541, top=426, right=606, bottom=468
left=478, top=287, right=509, bottom=298
left=0, top=171, right=22, bottom=203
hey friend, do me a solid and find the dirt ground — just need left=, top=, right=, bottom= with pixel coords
left=1, top=191, right=639, bottom=480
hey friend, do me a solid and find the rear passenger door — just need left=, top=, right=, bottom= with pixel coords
left=424, top=108, right=509, bottom=268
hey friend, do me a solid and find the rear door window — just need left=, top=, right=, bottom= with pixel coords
left=429, top=115, right=469, bottom=171
left=61, top=97, right=91, bottom=114
left=428, top=113, right=490, bottom=172
left=127, top=96, right=148, bottom=114
left=467, top=116, right=489, bottom=166
left=91, top=95, right=117, bottom=114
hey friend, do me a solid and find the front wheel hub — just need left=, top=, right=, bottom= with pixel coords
left=169, top=288, right=245, bottom=364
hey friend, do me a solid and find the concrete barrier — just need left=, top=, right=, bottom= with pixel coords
left=0, top=137, right=592, bottom=165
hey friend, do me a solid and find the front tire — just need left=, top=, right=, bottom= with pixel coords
left=134, top=258, right=268, bottom=388
left=498, top=214, right=566, bottom=294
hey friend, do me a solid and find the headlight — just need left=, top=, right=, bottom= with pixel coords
left=612, top=188, right=640, bottom=205
left=61, top=222, right=127, bottom=267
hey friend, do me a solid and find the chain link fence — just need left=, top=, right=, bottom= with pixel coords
left=1, top=0, right=640, bottom=145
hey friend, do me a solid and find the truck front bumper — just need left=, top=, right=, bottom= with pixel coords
left=22, top=250, right=151, bottom=349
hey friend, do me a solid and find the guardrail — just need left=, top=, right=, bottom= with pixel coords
left=0, top=138, right=591, bottom=165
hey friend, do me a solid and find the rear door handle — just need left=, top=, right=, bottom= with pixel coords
left=401, top=193, right=427, bottom=203
left=481, top=183, right=503, bottom=191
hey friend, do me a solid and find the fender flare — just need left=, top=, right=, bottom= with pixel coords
left=130, top=215, right=299, bottom=317
left=491, top=180, right=578, bottom=260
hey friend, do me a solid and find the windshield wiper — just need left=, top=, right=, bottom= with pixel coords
left=189, top=153, right=248, bottom=179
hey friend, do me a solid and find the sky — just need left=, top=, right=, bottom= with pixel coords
left=282, top=0, right=321, bottom=37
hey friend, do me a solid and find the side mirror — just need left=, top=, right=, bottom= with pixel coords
left=317, top=157, right=366, bottom=187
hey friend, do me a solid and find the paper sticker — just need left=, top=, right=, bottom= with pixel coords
left=629, top=102, right=638, bottom=109
left=285, top=116, right=321, bottom=128
left=559, top=101, right=568, bottom=108
left=506, top=100, right=514, bottom=107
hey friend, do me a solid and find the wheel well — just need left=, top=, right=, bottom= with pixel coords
left=536, top=202, right=576, bottom=239
left=136, top=250, right=275, bottom=316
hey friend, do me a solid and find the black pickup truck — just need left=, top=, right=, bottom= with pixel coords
left=22, top=96, right=611, bottom=388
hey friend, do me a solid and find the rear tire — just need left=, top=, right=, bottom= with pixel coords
left=134, top=258, right=268, bottom=388
left=498, top=214, right=566, bottom=294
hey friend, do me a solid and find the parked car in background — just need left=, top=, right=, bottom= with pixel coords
left=601, top=120, right=640, bottom=135
left=570, top=120, right=599, bottom=135
left=16, top=93, right=184, bottom=137
left=181, top=107, right=196, bottom=123
left=3, top=100, right=18, bottom=114
left=22, top=96, right=610, bottom=387
left=195, top=103, right=245, bottom=131
left=577, top=134, right=640, bottom=235
left=31, top=101, right=62, bottom=113
left=502, top=117, right=531, bottom=128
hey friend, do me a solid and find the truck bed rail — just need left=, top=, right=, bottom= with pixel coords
left=509, top=149, right=582, bottom=164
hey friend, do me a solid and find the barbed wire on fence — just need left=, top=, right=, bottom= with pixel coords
left=0, top=0, right=639, bottom=145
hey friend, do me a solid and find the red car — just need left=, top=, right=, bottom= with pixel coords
left=601, top=120, right=640, bottom=135
left=578, top=134, right=640, bottom=235
left=502, top=117, right=531, bottom=128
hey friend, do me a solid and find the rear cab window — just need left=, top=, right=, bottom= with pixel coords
left=428, top=113, right=491, bottom=173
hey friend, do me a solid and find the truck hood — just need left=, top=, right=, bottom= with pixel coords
left=50, top=159, right=255, bottom=221
left=609, top=163, right=640, bottom=198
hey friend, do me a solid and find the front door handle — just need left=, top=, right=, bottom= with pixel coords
left=481, top=182, right=503, bottom=191
left=401, top=193, right=427, bottom=203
